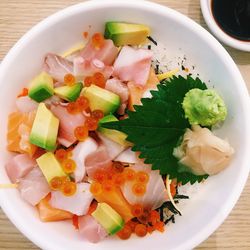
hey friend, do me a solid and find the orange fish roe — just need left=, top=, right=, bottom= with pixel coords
left=17, top=88, right=29, bottom=98
left=60, top=176, right=71, bottom=185
left=76, top=96, right=89, bottom=111
left=74, top=125, right=88, bottom=141
left=132, top=183, right=146, bottom=196
left=90, top=182, right=103, bottom=196
left=126, top=220, right=138, bottom=232
left=93, top=169, right=107, bottom=183
left=93, top=72, right=105, bottom=88
left=66, top=102, right=80, bottom=114
left=64, top=73, right=76, bottom=86
left=102, top=180, right=114, bottom=192
left=147, top=225, right=155, bottom=234
left=154, top=221, right=165, bottom=233
left=62, top=159, right=76, bottom=174
left=85, top=117, right=98, bottom=131
left=113, top=173, right=126, bottom=186
left=92, top=32, right=104, bottom=49
left=61, top=181, right=77, bottom=196
left=55, top=149, right=68, bottom=162
left=91, top=109, right=104, bottom=120
left=116, top=225, right=132, bottom=240
left=72, top=214, right=79, bottom=229
left=149, top=210, right=160, bottom=225
left=135, top=171, right=149, bottom=184
left=134, top=224, right=147, bottom=237
left=137, top=208, right=150, bottom=224
left=131, top=204, right=144, bottom=217
left=112, top=161, right=124, bottom=173
left=123, top=168, right=136, bottom=181
left=84, top=76, right=93, bottom=87
left=50, top=176, right=63, bottom=191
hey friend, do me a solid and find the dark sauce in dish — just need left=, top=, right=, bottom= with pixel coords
left=211, top=0, right=250, bottom=41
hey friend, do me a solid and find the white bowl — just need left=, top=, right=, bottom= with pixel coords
left=200, top=0, right=250, bottom=52
left=0, top=1, right=250, bottom=250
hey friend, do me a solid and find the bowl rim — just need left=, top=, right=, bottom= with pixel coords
left=0, top=1, right=250, bottom=249
left=200, top=0, right=250, bottom=52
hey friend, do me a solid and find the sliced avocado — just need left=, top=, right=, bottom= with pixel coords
left=104, top=22, right=150, bottom=46
left=92, top=203, right=124, bottom=235
left=54, top=82, right=83, bottom=102
left=36, top=152, right=67, bottom=183
left=98, top=114, right=131, bottom=146
left=28, top=72, right=54, bottom=102
left=82, top=85, right=120, bottom=115
left=29, top=103, right=59, bottom=151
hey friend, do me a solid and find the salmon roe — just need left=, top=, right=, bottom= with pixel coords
left=92, top=32, right=104, bottom=49
left=132, top=183, right=146, bottom=196
left=147, top=225, right=155, bottom=234
left=116, top=225, right=132, bottom=240
left=85, top=117, right=98, bottom=131
left=154, top=221, right=165, bottom=232
left=135, top=171, right=149, bottom=184
left=66, top=102, right=80, bottom=114
left=55, top=149, right=68, bottom=162
left=93, top=72, right=105, bottom=88
left=76, top=96, right=89, bottom=111
left=62, top=159, right=76, bottom=174
left=50, top=176, right=63, bottom=190
left=74, top=125, right=88, bottom=141
left=113, top=173, right=126, bottom=186
left=149, top=210, right=160, bottom=225
left=84, top=76, right=93, bottom=87
left=93, top=169, right=107, bottom=183
left=17, top=88, right=29, bottom=98
left=102, top=180, right=114, bottom=192
left=60, top=176, right=71, bottom=185
left=137, top=208, right=151, bottom=224
left=61, top=181, right=77, bottom=196
left=131, top=204, right=144, bottom=217
left=134, top=224, right=147, bottom=237
left=90, top=182, right=103, bottom=196
left=126, top=220, right=138, bottom=232
left=112, top=161, right=124, bottom=173
left=123, top=168, right=136, bottom=181
left=91, top=109, right=104, bottom=120
left=64, top=73, right=76, bottom=86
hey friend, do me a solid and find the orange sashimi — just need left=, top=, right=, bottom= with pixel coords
left=37, top=194, right=73, bottom=222
left=128, top=68, right=159, bottom=111
left=94, top=186, right=133, bottom=222
left=7, top=111, right=37, bottom=156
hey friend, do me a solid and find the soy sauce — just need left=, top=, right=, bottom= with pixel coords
left=211, top=0, right=250, bottom=41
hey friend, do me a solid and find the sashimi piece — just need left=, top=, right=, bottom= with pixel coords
left=51, top=105, right=85, bottom=147
left=50, top=183, right=93, bottom=216
left=94, top=186, right=133, bottom=222
left=18, top=167, right=50, bottom=206
left=105, top=78, right=129, bottom=114
left=71, top=138, right=98, bottom=182
left=121, top=164, right=168, bottom=210
left=44, top=53, right=73, bottom=82
left=7, top=111, right=37, bottom=156
left=80, top=39, right=118, bottom=65
left=37, top=194, right=73, bottom=222
left=5, top=154, right=36, bottom=183
left=128, top=68, right=159, bottom=111
left=16, top=96, right=38, bottom=113
left=97, top=132, right=126, bottom=159
left=78, top=215, right=108, bottom=243
left=115, top=147, right=137, bottom=164
left=85, top=146, right=112, bottom=179
left=73, top=57, right=113, bottom=79
left=113, top=46, right=153, bottom=87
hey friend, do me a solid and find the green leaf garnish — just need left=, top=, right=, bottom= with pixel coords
left=103, top=75, right=209, bottom=184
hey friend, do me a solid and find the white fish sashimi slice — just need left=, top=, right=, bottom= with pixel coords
left=72, top=137, right=98, bottom=182
left=115, top=148, right=137, bottom=164
left=16, top=96, right=38, bottom=113
left=50, top=183, right=93, bottom=216
left=97, top=132, right=126, bottom=159
left=78, top=215, right=108, bottom=243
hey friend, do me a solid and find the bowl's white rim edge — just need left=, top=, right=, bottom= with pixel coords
left=0, top=1, right=250, bottom=250
left=200, top=0, right=250, bottom=52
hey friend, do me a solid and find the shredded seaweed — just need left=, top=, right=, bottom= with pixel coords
left=147, top=36, right=158, bottom=46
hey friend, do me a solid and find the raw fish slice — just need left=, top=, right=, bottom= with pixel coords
left=50, top=183, right=93, bottom=216
left=16, top=96, right=38, bottom=113
left=113, top=46, right=153, bottom=87
left=44, top=53, right=73, bottom=82
left=51, top=105, right=85, bottom=147
left=115, top=147, right=137, bottom=164
left=18, top=167, right=50, bottom=206
left=5, top=154, right=36, bottom=183
left=78, top=215, right=107, bottom=243
left=71, top=138, right=98, bottom=182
